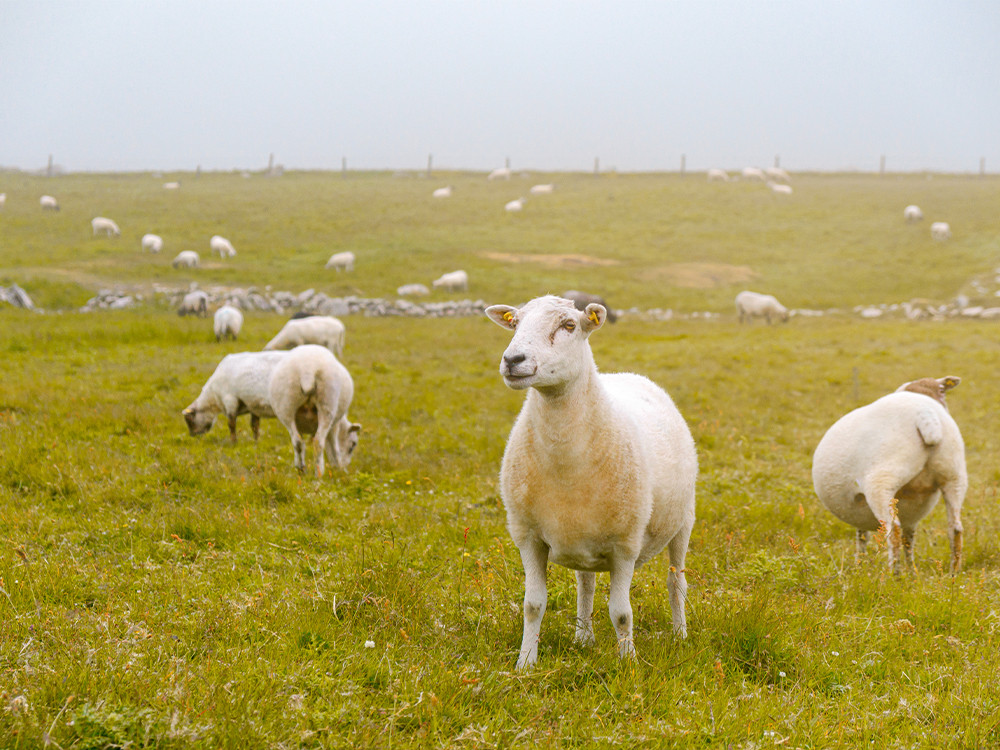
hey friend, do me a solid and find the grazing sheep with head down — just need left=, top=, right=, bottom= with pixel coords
left=706, top=169, right=729, bottom=182
left=904, top=205, right=923, bottom=223
left=812, top=376, right=966, bottom=573
left=92, top=217, right=120, bottom=237
left=735, top=290, right=789, bottom=324
left=40, top=195, right=59, bottom=210
left=325, top=251, right=355, bottom=272
left=141, top=233, right=163, bottom=253
left=172, top=250, right=200, bottom=269
left=432, top=270, right=468, bottom=292
left=210, top=235, right=236, bottom=258
left=267, top=344, right=361, bottom=477
left=931, top=222, right=951, bottom=241
left=177, top=290, right=209, bottom=317
left=486, top=295, right=697, bottom=669
left=213, top=304, right=243, bottom=341
left=264, top=315, right=346, bottom=358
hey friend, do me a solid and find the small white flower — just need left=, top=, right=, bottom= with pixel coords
left=831, top=651, right=840, bottom=656
left=779, top=671, right=786, bottom=678
left=364, top=640, right=375, bottom=649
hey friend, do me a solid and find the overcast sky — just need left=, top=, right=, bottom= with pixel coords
left=1, top=1, right=998, bottom=173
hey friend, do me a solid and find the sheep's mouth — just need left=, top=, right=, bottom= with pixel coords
left=502, top=370, right=537, bottom=388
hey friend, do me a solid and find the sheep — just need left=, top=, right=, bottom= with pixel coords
left=812, top=376, right=966, bottom=574
left=741, top=167, right=765, bottom=181
left=264, top=315, right=346, bottom=358
left=163, top=181, right=180, bottom=190
left=768, top=181, right=793, bottom=195
left=735, top=290, right=789, bottom=324
left=91, top=217, right=121, bottom=237
left=178, top=290, right=209, bottom=317
left=172, top=250, right=200, bottom=269
left=182, top=351, right=290, bottom=442
left=432, top=186, right=452, bottom=198
left=764, top=167, right=791, bottom=182
left=529, top=184, right=555, bottom=195
left=485, top=295, right=697, bottom=669
left=267, top=344, right=361, bottom=477
left=0, top=193, right=6, bottom=207
left=904, top=205, right=923, bottom=223
left=213, top=304, right=244, bottom=341
left=40, top=195, right=59, bottom=210
left=210, top=235, right=236, bottom=258
left=931, top=222, right=951, bottom=241
left=324, top=251, right=355, bottom=272
left=431, top=270, right=468, bottom=292
left=488, top=167, right=512, bottom=181
left=397, top=283, right=430, bottom=296
left=562, top=290, right=618, bottom=323
left=706, top=169, right=730, bottom=182
left=505, top=197, right=525, bottom=212
left=141, top=233, right=163, bottom=253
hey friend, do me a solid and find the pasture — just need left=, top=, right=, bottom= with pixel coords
left=2, top=170, right=1000, bottom=748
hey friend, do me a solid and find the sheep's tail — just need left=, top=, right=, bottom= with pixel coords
left=915, top=408, right=943, bottom=446
left=299, top=367, right=318, bottom=397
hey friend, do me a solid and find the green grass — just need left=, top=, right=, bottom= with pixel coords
left=2, top=172, right=1000, bottom=747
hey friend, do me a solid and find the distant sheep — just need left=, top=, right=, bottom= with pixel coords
left=172, top=250, right=200, bottom=269
left=812, top=376, right=966, bottom=573
left=432, top=270, right=468, bottom=292
left=141, top=233, right=163, bottom=253
left=931, top=222, right=951, bottom=241
left=764, top=167, right=791, bottom=182
left=91, top=217, right=121, bottom=237
left=268, top=344, right=361, bottom=477
left=40, top=195, right=59, bottom=210
left=210, top=235, right=236, bottom=258
left=325, top=251, right=355, bottom=272
left=706, top=169, right=730, bottom=182
left=264, top=315, right=346, bottom=358
left=741, top=167, right=765, bottom=181
left=904, top=205, right=924, bottom=223
left=397, top=283, right=430, bottom=296
left=505, top=197, right=525, bottom=212
left=213, top=305, right=244, bottom=341
left=486, top=295, right=697, bottom=669
left=432, top=186, right=452, bottom=198
left=163, top=181, right=180, bottom=190
left=178, top=290, right=209, bottom=317
left=529, top=184, right=555, bottom=195
left=0, top=193, right=6, bottom=208
left=768, top=182, right=793, bottom=195
left=562, top=290, right=618, bottom=323
left=488, top=167, right=512, bottom=181
left=735, top=290, right=789, bottom=324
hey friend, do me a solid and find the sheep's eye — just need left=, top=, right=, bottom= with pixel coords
left=563, top=321, right=576, bottom=332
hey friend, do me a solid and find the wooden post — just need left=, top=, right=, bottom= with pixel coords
left=774, top=155, right=780, bottom=168
left=505, top=156, right=511, bottom=170
left=594, top=157, right=600, bottom=176
left=196, top=165, right=201, bottom=178
left=47, top=154, right=53, bottom=177
left=879, top=155, right=886, bottom=175
left=268, top=153, right=274, bottom=173
left=342, top=157, right=347, bottom=176
left=680, top=154, right=686, bottom=176
left=427, top=154, right=433, bottom=178
left=981, top=157, right=986, bottom=177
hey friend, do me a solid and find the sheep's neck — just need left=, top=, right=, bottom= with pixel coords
left=527, top=368, right=611, bottom=449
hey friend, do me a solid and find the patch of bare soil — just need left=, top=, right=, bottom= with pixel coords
left=481, top=252, right=620, bottom=268
left=647, top=262, right=758, bottom=289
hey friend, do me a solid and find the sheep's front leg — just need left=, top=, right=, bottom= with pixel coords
left=226, top=414, right=238, bottom=443
left=608, top=559, right=637, bottom=659
left=855, top=529, right=869, bottom=562
left=942, top=480, right=965, bottom=573
left=516, top=540, right=548, bottom=670
left=251, top=415, right=260, bottom=442
left=574, top=571, right=596, bottom=646
left=901, top=526, right=917, bottom=571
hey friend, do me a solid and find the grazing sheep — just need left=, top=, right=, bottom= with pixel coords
left=183, top=350, right=290, bottom=442
left=264, top=315, right=346, bottom=358
left=529, top=184, right=555, bottom=195
left=432, top=270, right=468, bottom=292
left=268, top=344, right=361, bottom=477
left=505, top=197, right=525, bottom=212
left=764, top=167, right=791, bottom=182
left=91, top=217, right=121, bottom=237
left=931, top=222, right=951, bottom=241
left=562, top=290, right=618, bottom=323
left=40, top=195, right=59, bottom=210
left=324, top=251, right=355, bottom=272
left=812, top=376, right=966, bottom=573
left=735, top=290, right=789, bottom=324
left=397, top=283, right=430, bottom=296
left=432, top=186, right=452, bottom=198
left=741, top=167, right=765, bottom=181
left=488, top=167, right=512, bottom=181
left=768, top=181, right=793, bottom=195
left=485, top=295, right=697, bottom=669
left=904, top=205, right=923, bottom=223
left=172, top=250, right=200, bottom=269
left=163, top=181, right=180, bottom=190
left=210, top=235, right=236, bottom=258
left=0, top=193, right=6, bottom=207
left=213, top=304, right=244, bottom=341
left=706, top=169, right=729, bottom=182
left=141, top=233, right=163, bottom=253
left=178, top=290, right=209, bottom=317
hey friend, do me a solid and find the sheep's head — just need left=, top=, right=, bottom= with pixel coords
left=334, top=417, right=362, bottom=469
left=486, top=295, right=605, bottom=392
left=896, top=376, right=961, bottom=410
left=182, top=403, right=216, bottom=435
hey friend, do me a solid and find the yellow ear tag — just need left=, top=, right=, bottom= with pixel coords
left=503, top=311, right=514, bottom=323
left=588, top=310, right=600, bottom=326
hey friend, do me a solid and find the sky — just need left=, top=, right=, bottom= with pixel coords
left=1, top=1, right=998, bottom=174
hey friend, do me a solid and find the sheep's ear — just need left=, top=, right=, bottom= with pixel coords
left=940, top=376, right=961, bottom=391
left=486, top=305, right=518, bottom=330
left=349, top=422, right=362, bottom=434
left=182, top=407, right=194, bottom=416
left=582, top=303, right=606, bottom=333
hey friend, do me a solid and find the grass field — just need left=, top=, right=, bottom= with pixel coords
left=2, top=171, right=1000, bottom=748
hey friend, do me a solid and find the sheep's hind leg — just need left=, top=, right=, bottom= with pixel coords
left=942, top=480, right=965, bottom=574
left=608, top=559, right=637, bottom=659
left=901, top=526, right=917, bottom=571
left=574, top=571, right=596, bottom=646
left=667, top=525, right=692, bottom=638
left=865, top=482, right=903, bottom=574
left=855, top=530, right=869, bottom=563
left=516, top=540, right=548, bottom=671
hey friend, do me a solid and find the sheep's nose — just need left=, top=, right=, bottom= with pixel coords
left=503, top=352, right=526, bottom=368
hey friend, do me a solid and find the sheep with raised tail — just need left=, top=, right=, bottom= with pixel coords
left=264, top=315, right=346, bottom=358
left=92, top=217, right=121, bottom=237
left=735, top=290, right=789, bottom=324
left=812, top=376, right=966, bottom=573
left=213, top=304, right=243, bottom=341
left=486, top=295, right=697, bottom=669
left=268, top=344, right=361, bottom=477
